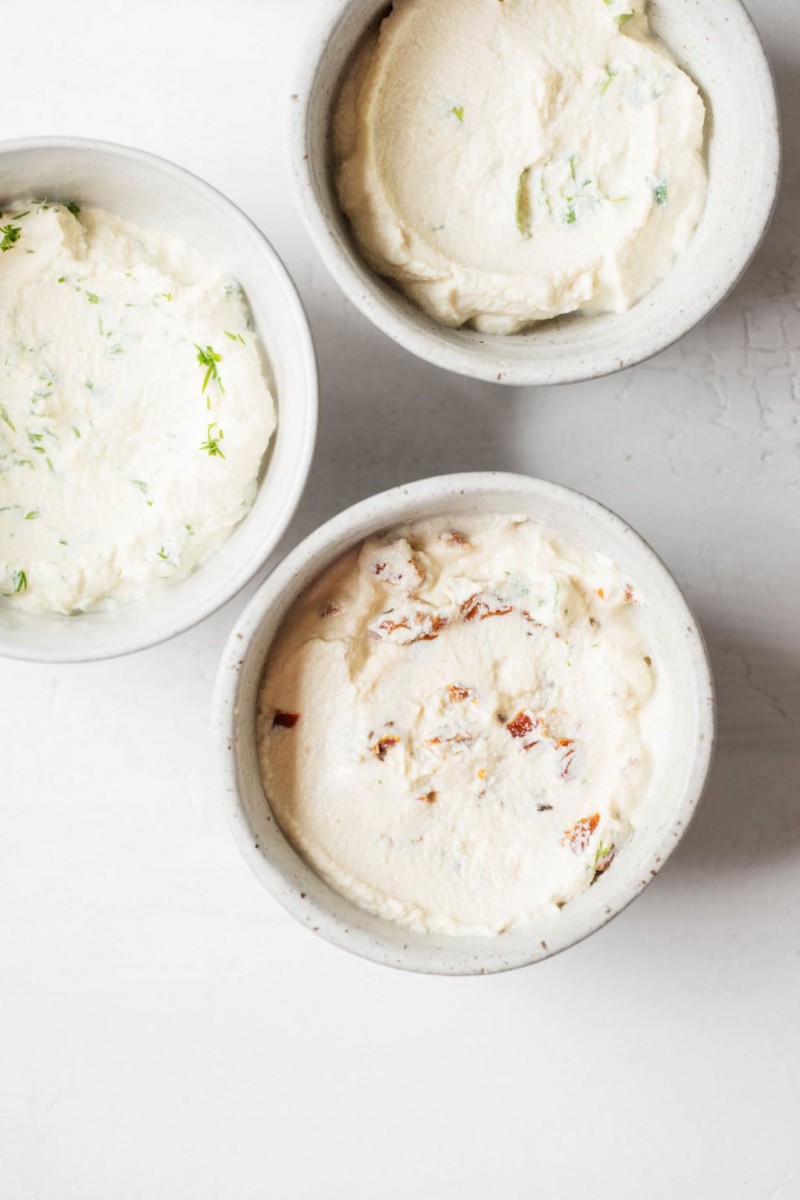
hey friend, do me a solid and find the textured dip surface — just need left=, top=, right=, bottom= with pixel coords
left=0, top=201, right=276, bottom=613
left=334, top=0, right=708, bottom=333
left=257, top=515, right=657, bottom=936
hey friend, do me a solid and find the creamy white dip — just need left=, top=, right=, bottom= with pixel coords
left=0, top=201, right=276, bottom=613
left=334, top=0, right=708, bottom=332
left=258, top=515, right=656, bottom=937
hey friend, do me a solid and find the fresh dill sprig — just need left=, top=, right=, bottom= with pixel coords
left=223, top=330, right=246, bottom=344
left=194, top=344, right=225, bottom=400
left=24, top=510, right=41, bottom=520
left=199, top=422, right=226, bottom=459
left=0, top=224, right=22, bottom=252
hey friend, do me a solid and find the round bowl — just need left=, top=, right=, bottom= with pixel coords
left=290, top=0, right=781, bottom=386
left=214, top=472, right=715, bottom=975
left=0, top=136, right=318, bottom=662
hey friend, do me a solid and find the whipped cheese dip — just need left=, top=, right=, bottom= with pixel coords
left=0, top=201, right=276, bottom=613
left=334, top=0, right=708, bottom=333
left=258, top=515, right=656, bottom=937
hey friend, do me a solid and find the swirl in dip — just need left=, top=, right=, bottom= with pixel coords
left=334, top=0, right=708, bottom=333
left=257, top=515, right=657, bottom=937
left=0, top=201, right=275, bottom=613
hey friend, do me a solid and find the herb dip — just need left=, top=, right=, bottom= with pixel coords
left=0, top=202, right=276, bottom=613
left=257, top=515, right=656, bottom=937
left=334, top=0, right=708, bottom=333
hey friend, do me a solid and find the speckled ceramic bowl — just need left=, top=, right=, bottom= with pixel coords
left=0, top=137, right=317, bottom=663
left=289, top=0, right=780, bottom=386
left=213, top=473, right=715, bottom=974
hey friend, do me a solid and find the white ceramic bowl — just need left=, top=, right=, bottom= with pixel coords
left=214, top=472, right=715, bottom=974
left=290, top=0, right=781, bottom=386
left=0, top=137, right=318, bottom=662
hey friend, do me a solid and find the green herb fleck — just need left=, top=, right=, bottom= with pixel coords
left=65, top=202, right=81, bottom=215
left=57, top=276, right=67, bottom=284
left=58, top=539, right=67, bottom=546
left=194, top=344, right=225, bottom=398
left=568, top=155, right=576, bottom=180
left=654, top=181, right=668, bottom=207
left=12, top=569, right=27, bottom=593
left=0, top=224, right=22, bottom=252
left=616, top=11, right=634, bottom=25
left=161, top=292, right=173, bottom=302
left=223, top=330, right=246, bottom=344
left=24, top=510, right=41, bottom=520
left=0, top=405, right=16, bottom=432
left=565, top=204, right=577, bottom=225
left=452, top=105, right=464, bottom=123
left=85, top=379, right=94, bottom=390
left=601, top=67, right=619, bottom=96
left=199, top=422, right=225, bottom=459
left=156, top=546, right=169, bottom=560
left=515, top=166, right=533, bottom=238
left=86, top=292, right=100, bottom=305
left=72, top=426, right=81, bottom=439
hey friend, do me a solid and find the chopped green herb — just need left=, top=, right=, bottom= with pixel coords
left=156, top=546, right=169, bottom=560
left=515, top=166, right=533, bottom=238
left=132, top=479, right=149, bottom=495
left=86, top=292, right=100, bottom=304
left=57, top=276, right=67, bottom=284
left=85, top=379, right=94, bottom=390
left=568, top=155, right=576, bottom=180
left=0, top=405, right=16, bottom=432
left=194, top=344, right=225, bottom=397
left=565, top=204, right=577, bottom=225
left=13, top=569, right=27, bottom=593
left=601, top=67, right=619, bottom=96
left=616, top=11, right=634, bottom=25
left=24, top=510, right=41, bottom=520
left=72, top=426, right=81, bottom=438
left=161, top=292, right=173, bottom=302
left=0, top=224, right=22, bottom=252
left=65, top=202, right=81, bottom=215
left=223, top=330, right=246, bottom=344
left=58, top=539, right=67, bottom=546
left=654, top=181, right=668, bottom=206
left=199, top=421, right=225, bottom=458
left=452, top=105, right=464, bottom=123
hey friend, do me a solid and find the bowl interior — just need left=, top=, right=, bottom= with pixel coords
left=219, top=475, right=714, bottom=974
left=296, top=0, right=780, bottom=385
left=0, top=140, right=316, bottom=661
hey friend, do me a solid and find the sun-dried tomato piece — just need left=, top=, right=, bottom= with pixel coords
left=272, top=711, right=300, bottom=729
left=427, top=732, right=474, bottom=747
left=371, top=735, right=400, bottom=760
left=623, top=584, right=637, bottom=604
left=562, top=814, right=600, bottom=853
left=370, top=616, right=411, bottom=640
left=448, top=531, right=469, bottom=547
left=461, top=592, right=513, bottom=621
left=507, top=711, right=535, bottom=739
left=447, top=685, right=473, bottom=702
left=415, top=612, right=449, bottom=641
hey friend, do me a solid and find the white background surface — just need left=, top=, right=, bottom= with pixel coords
left=1, top=1, right=798, bottom=1196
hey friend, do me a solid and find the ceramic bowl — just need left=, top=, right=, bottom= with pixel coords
left=0, top=136, right=318, bottom=662
left=289, top=0, right=781, bottom=386
left=213, top=472, right=715, bottom=974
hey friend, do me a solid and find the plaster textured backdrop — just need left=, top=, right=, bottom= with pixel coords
left=1, top=2, right=798, bottom=1196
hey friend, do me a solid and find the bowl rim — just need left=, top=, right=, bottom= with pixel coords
left=0, top=134, right=319, bottom=663
left=288, top=0, right=782, bottom=387
left=213, top=471, right=716, bottom=975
